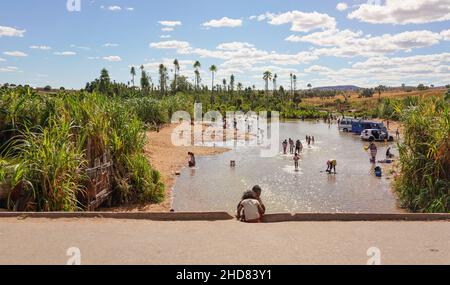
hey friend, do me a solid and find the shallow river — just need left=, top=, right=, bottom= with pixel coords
left=173, top=120, right=402, bottom=213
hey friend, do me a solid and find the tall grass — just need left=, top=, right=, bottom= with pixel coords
left=394, top=96, right=450, bottom=212
left=0, top=88, right=164, bottom=211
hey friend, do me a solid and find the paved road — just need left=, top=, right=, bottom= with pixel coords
left=0, top=218, right=449, bottom=265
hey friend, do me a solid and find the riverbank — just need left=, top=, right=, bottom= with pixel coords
left=104, top=124, right=230, bottom=212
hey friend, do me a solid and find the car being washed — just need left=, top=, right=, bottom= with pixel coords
left=360, top=129, right=395, bottom=142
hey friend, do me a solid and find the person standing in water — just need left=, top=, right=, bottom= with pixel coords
left=282, top=139, right=288, bottom=154
left=312, top=136, right=315, bottom=144
left=369, top=142, right=378, bottom=163
left=295, top=140, right=302, bottom=153
left=289, top=138, right=294, bottom=154
left=188, top=152, right=196, bottom=168
left=294, top=152, right=300, bottom=171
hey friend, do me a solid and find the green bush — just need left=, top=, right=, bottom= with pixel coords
left=394, top=96, right=450, bottom=212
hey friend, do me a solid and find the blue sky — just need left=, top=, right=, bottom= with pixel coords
left=0, top=0, right=449, bottom=89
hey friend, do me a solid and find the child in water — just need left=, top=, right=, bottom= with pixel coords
left=326, top=159, right=337, bottom=174
left=294, top=152, right=300, bottom=171
left=188, top=152, right=196, bottom=168
left=282, top=139, right=288, bottom=154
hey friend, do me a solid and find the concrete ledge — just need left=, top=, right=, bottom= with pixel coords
left=0, top=212, right=234, bottom=221
left=0, top=212, right=449, bottom=222
left=263, top=213, right=450, bottom=223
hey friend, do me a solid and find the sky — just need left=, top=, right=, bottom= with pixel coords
left=0, top=0, right=449, bottom=89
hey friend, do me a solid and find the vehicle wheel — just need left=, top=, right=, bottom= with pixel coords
left=369, top=136, right=375, bottom=142
left=343, top=128, right=348, bottom=132
left=388, top=136, right=394, bottom=142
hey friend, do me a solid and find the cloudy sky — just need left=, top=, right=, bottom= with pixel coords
left=0, top=0, right=449, bottom=89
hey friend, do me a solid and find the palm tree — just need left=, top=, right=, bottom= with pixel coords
left=173, top=59, right=180, bottom=92
left=159, top=64, right=168, bottom=97
left=209, top=65, right=217, bottom=107
left=130, top=66, right=136, bottom=87
left=230, top=74, right=235, bottom=92
left=273, top=73, right=278, bottom=93
left=375, top=85, right=386, bottom=101
left=307, top=83, right=312, bottom=91
left=237, top=82, right=243, bottom=95
left=290, top=73, right=294, bottom=96
left=263, top=71, right=272, bottom=95
left=222, top=78, right=227, bottom=92
left=293, top=74, right=297, bottom=94
left=194, top=61, right=201, bottom=90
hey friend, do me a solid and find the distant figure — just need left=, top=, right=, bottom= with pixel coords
left=233, top=118, right=238, bottom=130
left=396, top=129, right=400, bottom=140
left=386, top=147, right=394, bottom=159
left=312, top=136, right=315, bottom=144
left=307, top=136, right=311, bottom=147
left=386, top=120, right=390, bottom=130
left=326, top=159, right=337, bottom=174
left=295, top=140, right=303, bottom=153
left=236, top=186, right=265, bottom=223
left=294, top=153, right=300, bottom=171
left=369, top=142, right=378, bottom=163
left=289, top=138, right=294, bottom=154
left=188, top=152, right=196, bottom=167
left=282, top=139, right=288, bottom=154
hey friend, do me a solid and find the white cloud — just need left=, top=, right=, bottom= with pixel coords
left=3, top=51, right=28, bottom=57
left=158, top=21, right=182, bottom=27
left=70, top=44, right=90, bottom=50
left=54, top=51, right=77, bottom=56
left=107, top=6, right=121, bottom=11
left=160, top=35, right=171, bottom=39
left=348, top=0, right=450, bottom=25
left=0, top=25, right=25, bottom=37
left=149, top=40, right=191, bottom=51
left=103, top=56, right=122, bottom=62
left=101, top=5, right=133, bottom=12
left=0, top=66, right=19, bottom=72
left=161, top=27, right=174, bottom=32
left=249, top=13, right=275, bottom=22
left=103, top=43, right=119, bottom=47
left=288, top=29, right=442, bottom=56
left=259, top=10, right=336, bottom=32
left=304, top=53, right=450, bottom=87
left=441, top=29, right=450, bottom=40
left=336, top=3, right=348, bottom=12
left=217, top=42, right=255, bottom=50
left=0, top=58, right=5, bottom=62
left=202, top=17, right=243, bottom=28
left=30, top=45, right=52, bottom=50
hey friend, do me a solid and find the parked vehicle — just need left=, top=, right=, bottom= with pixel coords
left=352, top=120, right=387, bottom=135
left=338, top=118, right=356, bottom=132
left=360, top=129, right=394, bottom=142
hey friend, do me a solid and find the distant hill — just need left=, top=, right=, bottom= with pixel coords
left=313, top=85, right=361, bottom=91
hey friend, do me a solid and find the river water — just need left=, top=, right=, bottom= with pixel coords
left=172, top=120, right=402, bottom=213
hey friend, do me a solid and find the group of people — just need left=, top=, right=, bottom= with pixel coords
left=282, top=136, right=317, bottom=172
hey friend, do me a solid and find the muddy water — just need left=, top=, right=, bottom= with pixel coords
left=173, top=120, right=402, bottom=213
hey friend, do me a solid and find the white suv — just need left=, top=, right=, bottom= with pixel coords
left=360, top=129, right=394, bottom=142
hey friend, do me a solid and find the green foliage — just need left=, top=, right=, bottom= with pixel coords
left=0, top=87, right=164, bottom=211
left=360, top=88, right=374, bottom=98
left=394, top=96, right=450, bottom=213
